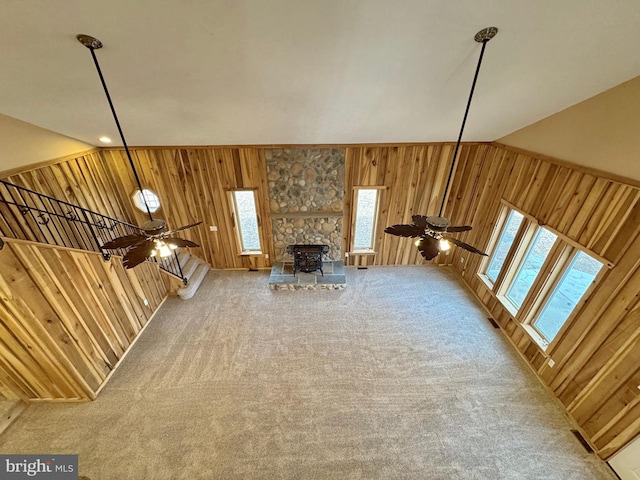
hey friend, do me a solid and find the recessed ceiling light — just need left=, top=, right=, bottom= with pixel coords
left=98, top=136, right=112, bottom=144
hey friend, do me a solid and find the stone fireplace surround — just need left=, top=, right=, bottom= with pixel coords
left=266, top=148, right=345, bottom=261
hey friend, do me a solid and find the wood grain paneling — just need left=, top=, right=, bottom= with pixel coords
left=2, top=142, right=639, bottom=458
left=2, top=147, right=273, bottom=269
left=342, top=144, right=455, bottom=266
left=101, top=147, right=275, bottom=269
left=0, top=239, right=167, bottom=400
left=444, top=143, right=640, bottom=460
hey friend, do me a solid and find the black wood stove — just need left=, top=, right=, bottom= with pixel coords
left=286, top=244, right=329, bottom=275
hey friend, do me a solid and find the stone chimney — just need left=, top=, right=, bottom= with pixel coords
left=266, top=148, right=345, bottom=261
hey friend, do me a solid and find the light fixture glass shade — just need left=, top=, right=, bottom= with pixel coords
left=439, top=238, right=451, bottom=251
left=150, top=240, right=173, bottom=258
left=158, top=243, right=172, bottom=257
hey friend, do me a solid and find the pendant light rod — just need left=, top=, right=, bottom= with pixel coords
left=77, top=34, right=153, bottom=222
left=438, top=27, right=498, bottom=218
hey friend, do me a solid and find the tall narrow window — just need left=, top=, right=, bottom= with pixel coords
left=485, top=210, right=524, bottom=283
left=353, top=188, right=380, bottom=251
left=532, top=251, right=602, bottom=343
left=505, top=228, right=557, bottom=309
left=231, top=190, right=261, bottom=253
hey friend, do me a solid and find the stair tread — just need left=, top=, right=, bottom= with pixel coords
left=182, top=257, right=200, bottom=279
left=178, top=263, right=209, bottom=300
left=178, top=251, right=191, bottom=269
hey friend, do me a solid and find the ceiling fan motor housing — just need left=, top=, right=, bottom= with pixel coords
left=425, top=216, right=450, bottom=232
left=141, top=219, right=168, bottom=236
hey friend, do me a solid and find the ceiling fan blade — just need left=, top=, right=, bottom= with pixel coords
left=163, top=221, right=203, bottom=236
left=444, top=236, right=488, bottom=256
left=411, top=215, right=428, bottom=229
left=164, top=237, right=200, bottom=248
left=103, top=234, right=147, bottom=249
left=416, top=235, right=440, bottom=260
left=446, top=225, right=473, bottom=233
left=384, top=224, right=424, bottom=238
left=122, top=241, right=156, bottom=269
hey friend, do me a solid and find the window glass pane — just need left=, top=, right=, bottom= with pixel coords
left=506, top=228, right=557, bottom=309
left=353, top=189, right=378, bottom=250
left=133, top=189, right=161, bottom=213
left=143, top=190, right=160, bottom=209
left=486, top=210, right=524, bottom=282
left=233, top=191, right=261, bottom=251
left=534, top=251, right=602, bottom=342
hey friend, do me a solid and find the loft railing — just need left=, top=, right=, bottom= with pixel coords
left=0, top=179, right=186, bottom=284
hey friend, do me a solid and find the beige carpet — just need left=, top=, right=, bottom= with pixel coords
left=0, top=266, right=615, bottom=479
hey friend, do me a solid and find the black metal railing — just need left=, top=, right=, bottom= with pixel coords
left=0, top=179, right=186, bottom=283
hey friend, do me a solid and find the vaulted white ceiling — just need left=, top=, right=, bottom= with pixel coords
left=1, top=1, right=640, bottom=147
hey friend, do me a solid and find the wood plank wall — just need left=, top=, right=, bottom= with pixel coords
left=342, top=144, right=455, bottom=266
left=0, top=239, right=167, bottom=400
left=0, top=151, right=136, bottom=251
left=114, top=148, right=274, bottom=270
left=2, top=148, right=273, bottom=269
left=440, top=143, right=640, bottom=459
left=2, top=143, right=639, bottom=457
left=3, top=151, right=136, bottom=232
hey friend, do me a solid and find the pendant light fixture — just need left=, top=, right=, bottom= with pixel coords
left=384, top=27, right=498, bottom=260
left=77, top=34, right=202, bottom=267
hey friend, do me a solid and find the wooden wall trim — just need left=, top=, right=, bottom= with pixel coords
left=492, top=142, right=640, bottom=189
left=499, top=199, right=615, bottom=269
left=0, top=148, right=100, bottom=179
left=103, top=141, right=488, bottom=152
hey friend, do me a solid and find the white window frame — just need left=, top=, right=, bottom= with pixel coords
left=479, top=207, right=525, bottom=287
left=229, top=189, right=262, bottom=255
left=479, top=202, right=607, bottom=350
left=502, top=226, right=558, bottom=312
left=351, top=187, right=382, bottom=253
left=526, top=249, right=603, bottom=346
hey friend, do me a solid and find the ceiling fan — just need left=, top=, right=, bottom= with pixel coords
left=385, top=27, right=497, bottom=261
left=102, top=220, right=202, bottom=269
left=385, top=215, right=485, bottom=261
left=77, top=34, right=202, bottom=269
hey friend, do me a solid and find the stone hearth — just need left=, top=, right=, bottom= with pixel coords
left=268, top=261, right=346, bottom=290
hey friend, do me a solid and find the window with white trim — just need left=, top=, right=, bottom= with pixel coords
left=531, top=250, right=602, bottom=343
left=352, top=188, right=381, bottom=251
left=485, top=210, right=524, bottom=284
left=230, top=190, right=261, bottom=254
left=479, top=205, right=604, bottom=348
left=505, top=227, right=557, bottom=310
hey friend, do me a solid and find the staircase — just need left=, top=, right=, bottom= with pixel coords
left=0, top=179, right=207, bottom=298
left=176, top=252, right=210, bottom=299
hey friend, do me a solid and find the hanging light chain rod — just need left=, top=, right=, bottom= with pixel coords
left=77, top=34, right=153, bottom=222
left=438, top=27, right=497, bottom=218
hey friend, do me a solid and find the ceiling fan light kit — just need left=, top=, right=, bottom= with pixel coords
left=77, top=34, right=202, bottom=268
left=384, top=27, right=498, bottom=261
